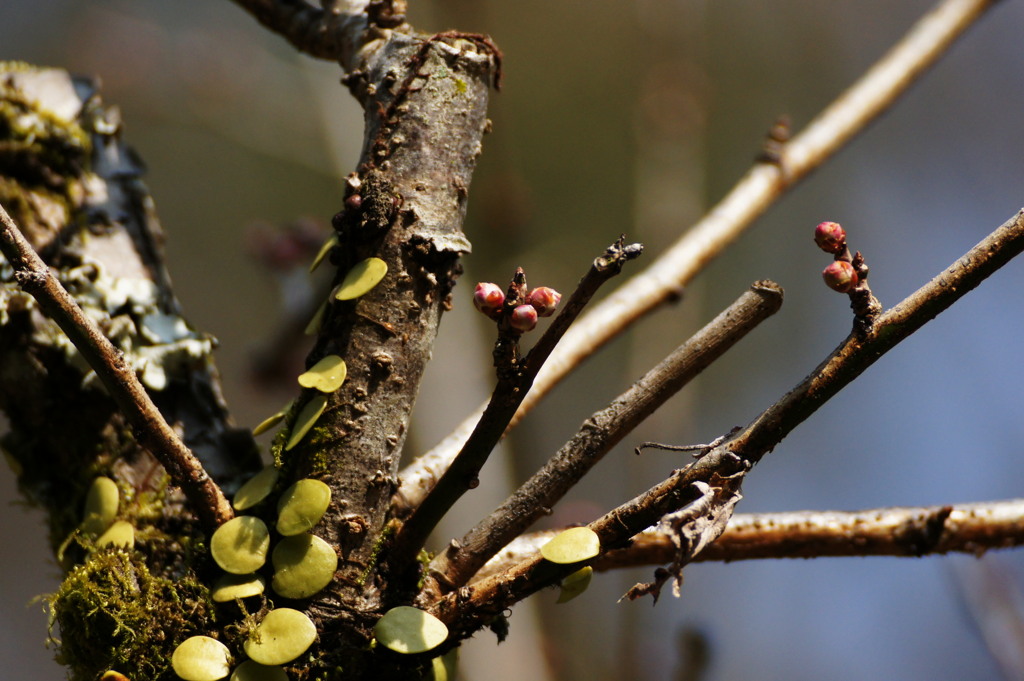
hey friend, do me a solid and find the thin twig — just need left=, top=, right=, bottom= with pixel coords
left=397, top=0, right=1000, bottom=506
left=430, top=208, right=1024, bottom=633
left=474, top=499, right=1024, bottom=577
left=423, top=281, right=783, bottom=595
left=389, top=239, right=642, bottom=572
left=0, top=201, right=233, bottom=532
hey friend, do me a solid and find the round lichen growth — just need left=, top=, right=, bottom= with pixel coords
left=211, top=573, right=266, bottom=603
left=271, top=533, right=338, bottom=599
left=243, top=608, right=317, bottom=666
left=81, top=476, right=120, bottom=536
left=374, top=606, right=449, bottom=655
left=210, top=516, right=270, bottom=574
left=230, top=660, right=289, bottom=681
left=171, top=636, right=232, bottom=681
left=334, top=257, right=387, bottom=300
left=232, top=466, right=280, bottom=511
left=276, top=479, right=331, bottom=536
left=49, top=551, right=214, bottom=681
left=539, top=527, right=600, bottom=564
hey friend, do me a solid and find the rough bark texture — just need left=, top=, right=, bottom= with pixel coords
left=0, top=64, right=261, bottom=680
left=269, top=30, right=496, bottom=678
left=2, top=10, right=498, bottom=675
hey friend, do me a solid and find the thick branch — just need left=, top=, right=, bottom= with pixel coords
left=425, top=281, right=783, bottom=594
left=0, top=201, right=233, bottom=531
left=398, top=0, right=1000, bottom=502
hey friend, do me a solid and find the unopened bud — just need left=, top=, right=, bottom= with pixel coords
left=814, top=221, right=846, bottom=254
left=526, top=286, right=561, bottom=317
left=509, top=304, right=539, bottom=332
left=473, top=282, right=505, bottom=318
left=822, top=260, right=858, bottom=293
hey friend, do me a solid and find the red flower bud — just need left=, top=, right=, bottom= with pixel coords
left=473, top=282, right=505, bottom=318
left=509, top=304, right=539, bottom=332
left=814, top=221, right=846, bottom=254
left=526, top=286, right=562, bottom=317
left=822, top=260, right=858, bottom=293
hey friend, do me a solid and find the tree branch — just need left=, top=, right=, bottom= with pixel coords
left=389, top=239, right=642, bottom=573
left=474, top=499, right=1024, bottom=577
left=430, top=208, right=1024, bottom=633
left=229, top=0, right=373, bottom=64
left=398, top=0, right=1000, bottom=502
left=0, top=201, right=233, bottom=532
left=423, top=281, right=783, bottom=595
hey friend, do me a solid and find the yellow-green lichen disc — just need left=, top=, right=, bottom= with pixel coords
left=210, top=516, right=270, bottom=574
left=233, top=465, right=280, bottom=511
left=297, top=355, right=347, bottom=393
left=100, top=672, right=130, bottom=681
left=243, top=608, right=317, bottom=666
left=432, top=649, right=459, bottom=681
left=556, top=565, right=593, bottom=603
left=230, top=660, right=289, bottom=681
left=276, top=479, right=331, bottom=536
left=374, top=606, right=449, bottom=655
left=211, top=573, right=266, bottom=602
left=303, top=299, right=327, bottom=336
left=171, top=635, right=232, bottom=681
left=334, top=257, right=387, bottom=300
left=285, top=394, right=328, bottom=451
left=271, top=533, right=338, bottom=599
left=308, top=233, right=339, bottom=274
left=252, top=402, right=293, bottom=437
left=81, top=476, right=119, bottom=535
left=539, top=527, right=601, bottom=565
left=96, top=520, right=135, bottom=550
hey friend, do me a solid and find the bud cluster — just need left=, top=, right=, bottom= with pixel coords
left=814, top=221, right=859, bottom=293
left=473, top=281, right=562, bottom=333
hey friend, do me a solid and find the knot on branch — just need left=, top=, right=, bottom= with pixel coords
left=595, top=235, right=644, bottom=273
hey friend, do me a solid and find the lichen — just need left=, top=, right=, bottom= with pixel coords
left=49, top=550, right=215, bottom=681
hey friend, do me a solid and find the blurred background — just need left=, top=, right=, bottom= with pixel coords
left=3, top=1, right=1024, bottom=679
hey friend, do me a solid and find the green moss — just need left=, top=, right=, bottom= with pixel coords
left=358, top=523, right=395, bottom=587
left=49, top=551, right=215, bottom=681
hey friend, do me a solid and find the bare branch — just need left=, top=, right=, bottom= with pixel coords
left=431, top=208, right=1024, bottom=633
left=389, top=239, right=642, bottom=572
left=399, top=0, right=1000, bottom=502
left=0, top=200, right=233, bottom=532
left=229, top=0, right=372, bottom=65
left=424, top=281, right=783, bottom=595
left=476, top=499, right=1024, bottom=577
left=728, top=208, right=1024, bottom=467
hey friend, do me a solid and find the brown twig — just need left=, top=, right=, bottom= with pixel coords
left=471, top=499, right=1024, bottom=577
left=0, top=201, right=233, bottom=532
left=398, top=0, right=1000, bottom=504
left=429, top=208, right=1024, bottom=632
left=229, top=0, right=371, bottom=65
left=389, top=239, right=643, bottom=572
left=423, top=281, right=783, bottom=595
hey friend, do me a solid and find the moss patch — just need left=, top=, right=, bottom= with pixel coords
left=49, top=550, right=215, bottom=681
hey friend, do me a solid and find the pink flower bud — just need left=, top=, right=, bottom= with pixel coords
left=814, top=221, right=846, bottom=254
left=509, top=304, right=539, bottom=332
left=526, top=286, right=562, bottom=317
left=473, top=282, right=505, bottom=318
left=822, top=260, right=858, bottom=293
